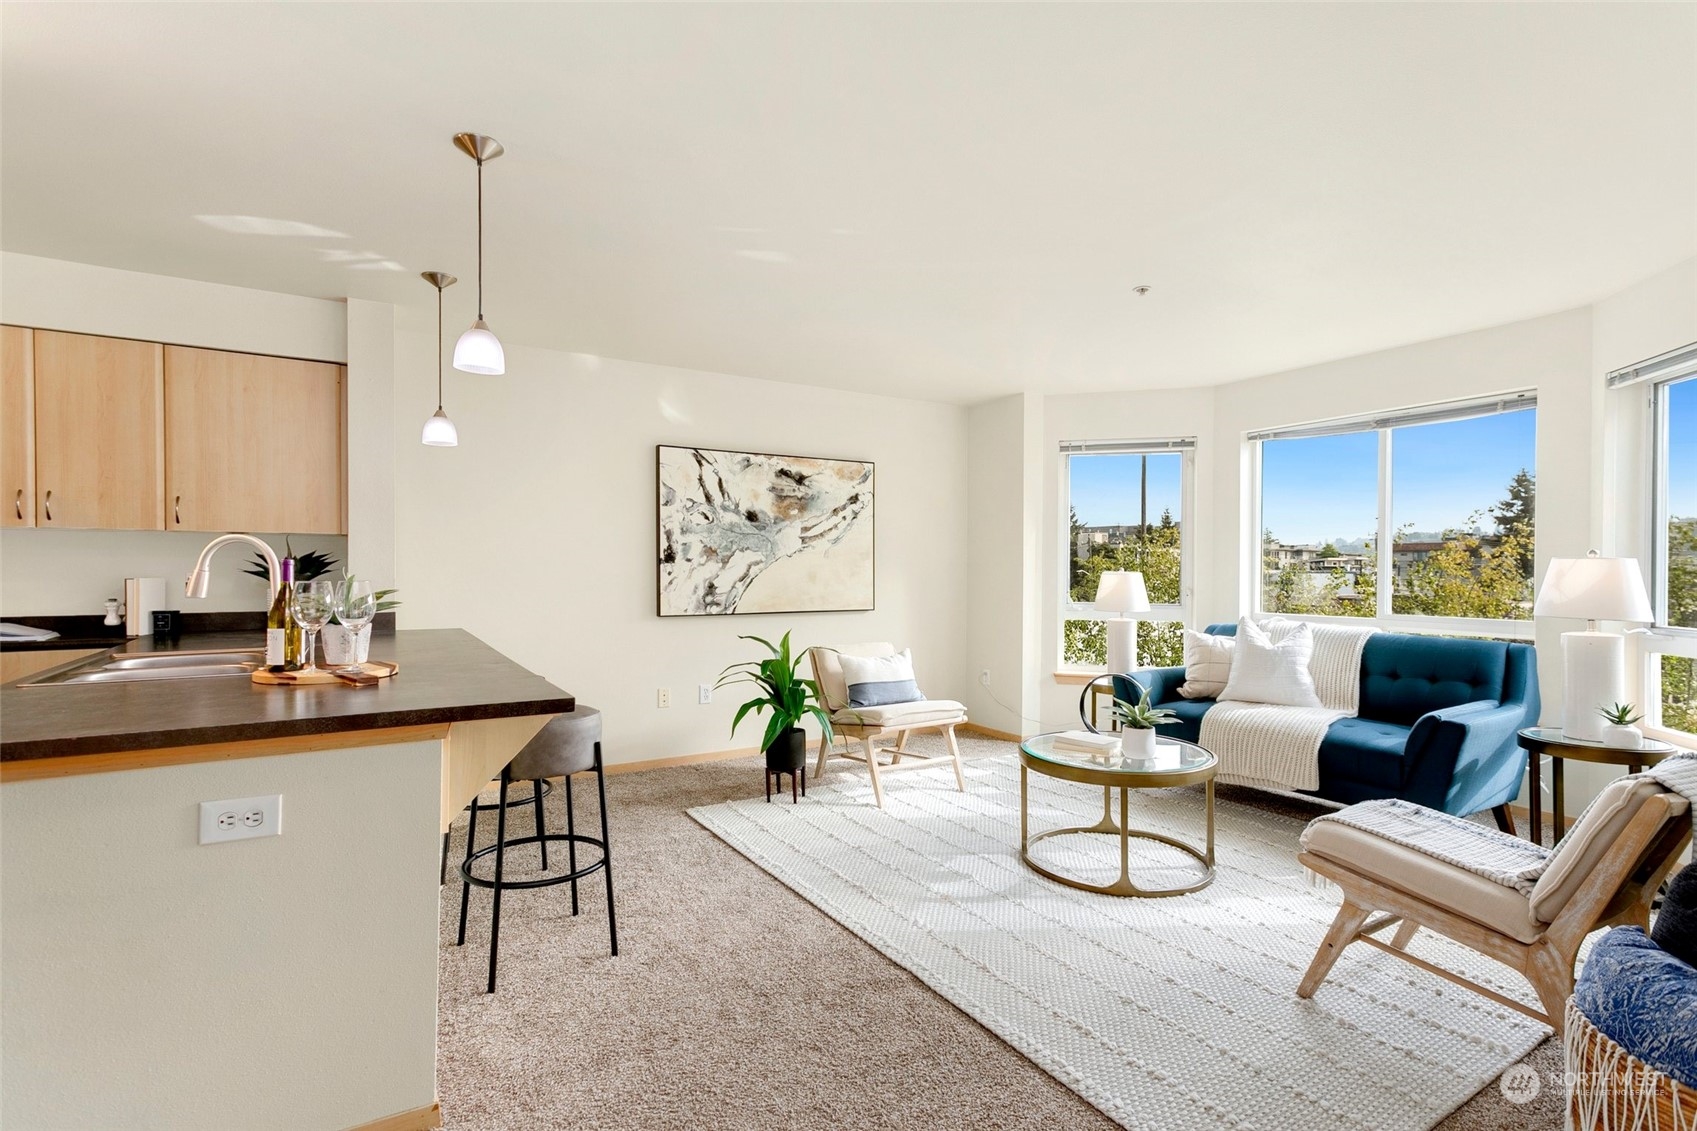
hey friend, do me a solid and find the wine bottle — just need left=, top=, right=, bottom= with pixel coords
left=265, top=558, right=301, bottom=672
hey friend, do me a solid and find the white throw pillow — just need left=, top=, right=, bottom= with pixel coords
left=1218, top=618, right=1323, bottom=708
left=1176, top=630, right=1235, bottom=700
left=838, top=649, right=926, bottom=708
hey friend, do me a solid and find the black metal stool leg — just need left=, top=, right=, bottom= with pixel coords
left=456, top=799, right=480, bottom=946
left=487, top=771, right=511, bottom=994
left=440, top=830, right=451, bottom=886
left=565, top=772, right=579, bottom=916
left=535, top=778, right=548, bottom=871
left=594, top=741, right=618, bottom=957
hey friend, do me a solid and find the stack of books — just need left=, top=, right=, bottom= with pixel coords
left=1050, top=730, right=1121, bottom=756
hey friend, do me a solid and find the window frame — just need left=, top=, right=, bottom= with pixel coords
left=1249, top=392, right=1538, bottom=639
left=1058, top=439, right=1196, bottom=671
left=1615, top=343, right=1697, bottom=739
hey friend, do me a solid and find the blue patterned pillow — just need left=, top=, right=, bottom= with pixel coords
left=1573, top=927, right=1697, bottom=1088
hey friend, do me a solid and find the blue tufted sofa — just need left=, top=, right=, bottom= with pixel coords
left=1114, top=623, right=1539, bottom=818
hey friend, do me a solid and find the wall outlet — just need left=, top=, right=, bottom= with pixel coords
left=657, top=687, right=672, bottom=708
left=698, top=683, right=713, bottom=705
left=979, top=669, right=991, bottom=687
left=199, top=794, right=282, bottom=845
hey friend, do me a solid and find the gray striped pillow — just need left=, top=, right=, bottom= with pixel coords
left=840, top=650, right=926, bottom=708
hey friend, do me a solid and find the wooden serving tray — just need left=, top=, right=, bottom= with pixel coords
left=251, top=661, right=399, bottom=687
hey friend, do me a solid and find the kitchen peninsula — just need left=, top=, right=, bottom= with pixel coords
left=1, top=628, right=572, bottom=1131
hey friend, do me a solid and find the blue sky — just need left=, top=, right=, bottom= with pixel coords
left=1070, top=453, right=1183, bottom=528
left=1261, top=409, right=1536, bottom=546
left=1670, top=377, right=1696, bottom=520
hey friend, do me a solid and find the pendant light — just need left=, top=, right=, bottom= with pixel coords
left=451, top=132, right=506, bottom=375
left=421, top=271, right=460, bottom=447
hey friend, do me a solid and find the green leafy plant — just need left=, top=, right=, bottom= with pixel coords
left=242, top=537, right=340, bottom=583
left=328, top=571, right=401, bottom=625
left=715, top=632, right=834, bottom=753
left=1111, top=688, right=1179, bottom=731
left=1597, top=702, right=1644, bottom=727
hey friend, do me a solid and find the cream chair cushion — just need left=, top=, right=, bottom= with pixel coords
left=808, top=643, right=897, bottom=712
left=830, top=700, right=967, bottom=729
left=1302, top=819, right=1544, bottom=943
left=1529, top=776, right=1673, bottom=923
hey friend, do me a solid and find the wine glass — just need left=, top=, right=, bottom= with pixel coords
left=333, top=579, right=378, bottom=674
left=290, top=579, right=335, bottom=673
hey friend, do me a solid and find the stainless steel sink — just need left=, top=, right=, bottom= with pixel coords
left=20, top=648, right=266, bottom=687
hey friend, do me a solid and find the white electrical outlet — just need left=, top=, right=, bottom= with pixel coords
left=657, top=687, right=672, bottom=708
left=199, top=794, right=282, bottom=845
left=979, top=669, right=991, bottom=686
left=698, top=683, right=713, bottom=705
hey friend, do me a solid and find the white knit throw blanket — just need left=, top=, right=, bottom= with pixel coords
left=1309, top=752, right=1697, bottom=893
left=1202, top=621, right=1378, bottom=793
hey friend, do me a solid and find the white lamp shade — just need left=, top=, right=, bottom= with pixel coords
left=1532, top=555, right=1653, bottom=623
left=452, top=319, right=505, bottom=375
left=421, top=408, right=458, bottom=447
left=1094, top=570, right=1150, bottom=615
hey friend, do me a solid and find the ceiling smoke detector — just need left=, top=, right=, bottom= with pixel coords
left=1133, top=285, right=1152, bottom=296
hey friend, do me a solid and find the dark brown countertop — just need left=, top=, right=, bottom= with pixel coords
left=1, top=628, right=574, bottom=762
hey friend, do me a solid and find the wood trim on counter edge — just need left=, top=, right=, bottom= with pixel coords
left=0, top=724, right=450, bottom=783
left=343, top=1101, right=441, bottom=1131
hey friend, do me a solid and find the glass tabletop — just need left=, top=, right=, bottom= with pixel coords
left=1517, top=726, right=1681, bottom=756
left=1021, top=731, right=1216, bottom=776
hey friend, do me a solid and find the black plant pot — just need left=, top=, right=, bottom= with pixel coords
left=764, top=727, right=807, bottom=773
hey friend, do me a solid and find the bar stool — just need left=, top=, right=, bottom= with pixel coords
left=455, top=706, right=618, bottom=993
left=440, top=778, right=553, bottom=885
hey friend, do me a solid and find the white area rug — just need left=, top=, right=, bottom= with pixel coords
left=689, top=751, right=1550, bottom=1131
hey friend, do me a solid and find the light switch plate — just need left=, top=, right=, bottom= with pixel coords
left=199, top=794, right=283, bottom=845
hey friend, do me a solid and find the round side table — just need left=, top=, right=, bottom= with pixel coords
left=1515, top=726, right=1680, bottom=845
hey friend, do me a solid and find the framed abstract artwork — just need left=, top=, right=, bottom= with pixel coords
left=657, top=445, right=875, bottom=616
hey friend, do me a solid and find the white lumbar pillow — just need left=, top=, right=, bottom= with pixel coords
left=838, top=649, right=926, bottom=707
left=1218, top=617, right=1323, bottom=708
left=1177, top=630, right=1235, bottom=700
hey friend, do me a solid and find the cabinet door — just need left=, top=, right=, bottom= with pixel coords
left=164, top=346, right=345, bottom=534
left=1, top=326, right=34, bottom=527
left=33, top=330, right=165, bottom=529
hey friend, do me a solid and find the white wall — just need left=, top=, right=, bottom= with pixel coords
left=388, top=312, right=971, bottom=766
left=0, top=253, right=352, bottom=615
left=1, top=738, right=442, bottom=1131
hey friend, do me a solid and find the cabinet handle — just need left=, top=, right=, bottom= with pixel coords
left=13, top=489, right=20, bottom=520
left=174, top=495, right=181, bottom=525
left=43, top=490, right=51, bottom=522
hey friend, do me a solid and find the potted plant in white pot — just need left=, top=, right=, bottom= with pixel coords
left=715, top=632, right=834, bottom=779
left=1597, top=702, right=1645, bottom=750
left=321, top=572, right=400, bottom=667
left=1111, top=688, right=1179, bottom=759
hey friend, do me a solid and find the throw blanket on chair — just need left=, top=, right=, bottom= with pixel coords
left=1201, top=621, right=1377, bottom=793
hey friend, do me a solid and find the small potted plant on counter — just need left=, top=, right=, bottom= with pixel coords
left=716, top=632, right=834, bottom=784
left=1597, top=702, right=1646, bottom=750
left=321, top=572, right=400, bottom=667
left=1111, top=688, right=1178, bottom=759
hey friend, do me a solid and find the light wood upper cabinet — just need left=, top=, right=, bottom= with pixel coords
left=1, top=326, right=35, bottom=527
left=32, top=330, right=165, bottom=530
left=164, top=346, right=346, bottom=535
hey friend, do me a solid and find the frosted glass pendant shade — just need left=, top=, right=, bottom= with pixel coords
left=421, top=408, right=459, bottom=447
left=453, top=319, right=505, bottom=375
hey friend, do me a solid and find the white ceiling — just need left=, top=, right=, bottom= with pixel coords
left=3, top=3, right=1693, bottom=404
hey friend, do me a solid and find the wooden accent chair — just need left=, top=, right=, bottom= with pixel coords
left=806, top=644, right=968, bottom=809
left=1296, top=776, right=1691, bottom=1033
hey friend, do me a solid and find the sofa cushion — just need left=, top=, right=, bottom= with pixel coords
left=1317, top=717, right=1415, bottom=790
left=1220, top=618, right=1323, bottom=708
left=1573, top=927, right=1697, bottom=1088
left=1358, top=635, right=1508, bottom=726
left=1154, top=697, right=1213, bottom=744
left=1301, top=819, right=1544, bottom=943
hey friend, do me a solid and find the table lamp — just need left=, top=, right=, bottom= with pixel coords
left=1095, top=570, right=1150, bottom=674
left=1531, top=552, right=1654, bottom=742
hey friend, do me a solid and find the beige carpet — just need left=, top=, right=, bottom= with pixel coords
left=437, top=734, right=1564, bottom=1130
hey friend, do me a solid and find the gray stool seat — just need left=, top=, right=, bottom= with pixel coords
left=509, top=706, right=601, bottom=781
left=454, top=704, right=618, bottom=993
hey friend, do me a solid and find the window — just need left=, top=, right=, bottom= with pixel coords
left=1254, top=393, right=1537, bottom=630
left=1061, top=440, right=1193, bottom=669
left=1612, top=343, right=1697, bottom=737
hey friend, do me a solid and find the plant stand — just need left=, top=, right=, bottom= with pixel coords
left=766, top=763, right=806, bottom=804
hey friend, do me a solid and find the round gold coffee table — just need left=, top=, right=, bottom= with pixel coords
left=1018, top=732, right=1217, bottom=898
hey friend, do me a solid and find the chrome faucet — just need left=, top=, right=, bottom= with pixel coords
left=186, top=534, right=281, bottom=604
